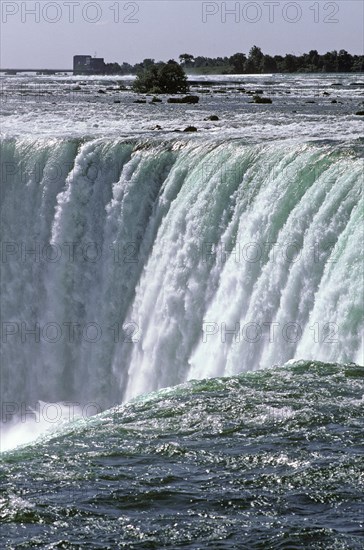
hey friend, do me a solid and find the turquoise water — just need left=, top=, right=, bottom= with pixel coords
left=1, top=362, right=363, bottom=548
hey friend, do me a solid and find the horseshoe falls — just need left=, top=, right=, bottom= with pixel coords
left=1, top=137, right=363, bottom=406
left=0, top=74, right=363, bottom=549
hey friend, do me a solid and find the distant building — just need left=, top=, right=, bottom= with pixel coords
left=73, top=55, right=105, bottom=75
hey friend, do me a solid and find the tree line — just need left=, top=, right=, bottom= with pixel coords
left=104, top=47, right=363, bottom=75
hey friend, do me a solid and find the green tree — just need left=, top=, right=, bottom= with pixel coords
left=337, top=50, right=352, bottom=72
left=104, top=62, right=122, bottom=74
left=322, top=51, right=338, bottom=72
left=261, top=55, right=277, bottom=73
left=158, top=60, right=189, bottom=92
left=246, top=45, right=264, bottom=73
left=229, top=53, right=247, bottom=73
left=352, top=55, right=364, bottom=72
left=133, top=60, right=189, bottom=93
left=282, top=54, right=298, bottom=73
left=179, top=53, right=195, bottom=67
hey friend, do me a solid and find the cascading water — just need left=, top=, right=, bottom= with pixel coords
left=1, top=136, right=363, bottom=414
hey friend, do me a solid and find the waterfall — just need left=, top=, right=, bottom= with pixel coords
left=1, top=136, right=363, bottom=411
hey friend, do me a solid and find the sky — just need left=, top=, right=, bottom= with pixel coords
left=1, top=1, right=363, bottom=68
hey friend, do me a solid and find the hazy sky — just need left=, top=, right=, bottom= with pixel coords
left=1, top=1, right=363, bottom=68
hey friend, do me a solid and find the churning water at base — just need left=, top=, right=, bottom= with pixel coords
left=1, top=361, right=363, bottom=548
